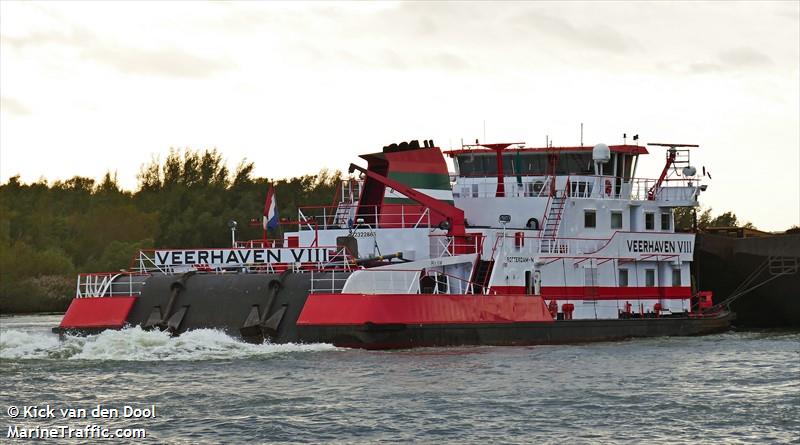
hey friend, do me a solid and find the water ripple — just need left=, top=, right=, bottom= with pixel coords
left=1, top=315, right=797, bottom=444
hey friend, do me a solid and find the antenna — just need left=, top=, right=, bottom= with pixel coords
left=546, top=135, right=549, bottom=147
left=580, top=123, right=584, bottom=147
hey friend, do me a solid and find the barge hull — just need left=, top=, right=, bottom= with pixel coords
left=55, top=272, right=734, bottom=349
left=297, top=313, right=734, bottom=349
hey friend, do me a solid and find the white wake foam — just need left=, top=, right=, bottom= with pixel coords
left=0, top=326, right=338, bottom=361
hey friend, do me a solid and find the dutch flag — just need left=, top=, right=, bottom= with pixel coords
left=263, top=185, right=279, bottom=230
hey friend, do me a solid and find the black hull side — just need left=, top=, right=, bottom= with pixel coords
left=55, top=272, right=335, bottom=343
left=297, top=312, right=734, bottom=349
left=696, top=233, right=800, bottom=328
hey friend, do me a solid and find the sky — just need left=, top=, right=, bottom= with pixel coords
left=1, top=1, right=798, bottom=231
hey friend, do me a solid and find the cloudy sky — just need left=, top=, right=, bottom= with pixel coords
left=1, top=1, right=798, bottom=230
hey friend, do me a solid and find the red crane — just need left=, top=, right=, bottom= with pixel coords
left=348, top=163, right=466, bottom=237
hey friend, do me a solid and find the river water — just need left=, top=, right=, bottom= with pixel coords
left=1, top=314, right=798, bottom=444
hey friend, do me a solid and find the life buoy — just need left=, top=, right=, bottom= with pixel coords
left=604, top=179, right=612, bottom=196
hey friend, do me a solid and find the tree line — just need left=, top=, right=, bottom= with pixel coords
left=0, top=148, right=339, bottom=313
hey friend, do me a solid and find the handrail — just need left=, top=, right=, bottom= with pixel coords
left=337, top=267, right=496, bottom=296
left=76, top=272, right=149, bottom=298
left=297, top=204, right=436, bottom=230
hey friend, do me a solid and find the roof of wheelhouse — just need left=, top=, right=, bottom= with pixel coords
left=443, top=143, right=648, bottom=156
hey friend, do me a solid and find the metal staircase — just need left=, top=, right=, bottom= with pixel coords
left=332, top=179, right=361, bottom=228
left=471, top=260, right=494, bottom=294
left=543, top=194, right=566, bottom=238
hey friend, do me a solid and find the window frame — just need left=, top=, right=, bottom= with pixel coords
left=672, top=268, right=681, bottom=286
left=645, top=212, right=655, bottom=231
left=584, top=209, right=597, bottom=229
left=661, top=212, right=671, bottom=231
left=618, top=268, right=629, bottom=287
left=611, top=211, right=623, bottom=229
left=645, top=269, right=656, bottom=287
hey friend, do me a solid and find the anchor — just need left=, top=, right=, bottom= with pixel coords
left=143, top=271, right=194, bottom=334
left=240, top=269, right=291, bottom=342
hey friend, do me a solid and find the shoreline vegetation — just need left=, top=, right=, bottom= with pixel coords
left=1, top=148, right=793, bottom=314
left=1, top=148, right=339, bottom=314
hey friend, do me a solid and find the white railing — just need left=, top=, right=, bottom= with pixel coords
left=453, top=176, right=553, bottom=199
left=297, top=204, right=432, bottom=231
left=454, top=175, right=700, bottom=202
left=235, top=239, right=283, bottom=249
left=340, top=269, right=421, bottom=294
left=309, top=270, right=351, bottom=294
left=495, top=235, right=611, bottom=256
left=628, top=178, right=700, bottom=202
left=335, top=267, right=482, bottom=295
left=429, top=235, right=482, bottom=258
left=76, top=272, right=148, bottom=298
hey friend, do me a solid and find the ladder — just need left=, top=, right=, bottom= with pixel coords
left=471, top=260, right=494, bottom=294
left=543, top=194, right=566, bottom=238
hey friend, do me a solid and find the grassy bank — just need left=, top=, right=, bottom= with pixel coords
left=0, top=274, right=74, bottom=314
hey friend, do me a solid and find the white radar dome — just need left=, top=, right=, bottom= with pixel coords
left=592, top=143, right=610, bottom=163
left=682, top=166, right=697, bottom=177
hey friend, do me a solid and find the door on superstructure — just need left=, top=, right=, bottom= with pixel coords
left=525, top=270, right=532, bottom=294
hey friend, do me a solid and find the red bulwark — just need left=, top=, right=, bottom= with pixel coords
left=59, top=297, right=137, bottom=329
left=297, top=294, right=553, bottom=326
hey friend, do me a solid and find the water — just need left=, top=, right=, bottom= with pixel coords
left=1, top=314, right=798, bottom=444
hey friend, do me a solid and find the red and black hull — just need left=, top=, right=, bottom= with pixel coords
left=297, top=313, right=735, bottom=349
left=54, top=272, right=734, bottom=350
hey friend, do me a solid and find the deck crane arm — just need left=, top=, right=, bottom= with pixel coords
left=647, top=143, right=699, bottom=200
left=348, top=163, right=466, bottom=236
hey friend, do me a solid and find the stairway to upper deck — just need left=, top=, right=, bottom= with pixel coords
left=543, top=194, right=566, bottom=238
left=471, top=260, right=494, bottom=294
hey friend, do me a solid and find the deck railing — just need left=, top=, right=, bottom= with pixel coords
left=428, top=235, right=482, bottom=258
left=76, top=272, right=149, bottom=298
left=297, top=204, right=432, bottom=231
left=453, top=175, right=700, bottom=202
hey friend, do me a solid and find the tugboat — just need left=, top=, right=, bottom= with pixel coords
left=55, top=138, right=733, bottom=349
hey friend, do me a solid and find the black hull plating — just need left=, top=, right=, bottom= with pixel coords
left=297, top=313, right=735, bottom=349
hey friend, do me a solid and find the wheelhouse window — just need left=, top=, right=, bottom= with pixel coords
left=611, top=211, right=623, bottom=229
left=516, top=154, right=548, bottom=175
left=456, top=151, right=596, bottom=177
left=455, top=154, right=497, bottom=177
left=661, top=213, right=671, bottom=231
left=645, top=212, right=655, bottom=230
left=584, top=210, right=597, bottom=228
left=618, top=269, right=629, bottom=287
left=672, top=269, right=681, bottom=286
left=556, top=153, right=593, bottom=175
left=645, top=269, right=655, bottom=287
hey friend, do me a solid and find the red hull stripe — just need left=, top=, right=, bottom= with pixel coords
left=297, top=294, right=554, bottom=326
left=59, top=297, right=137, bottom=329
left=490, top=286, right=692, bottom=299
